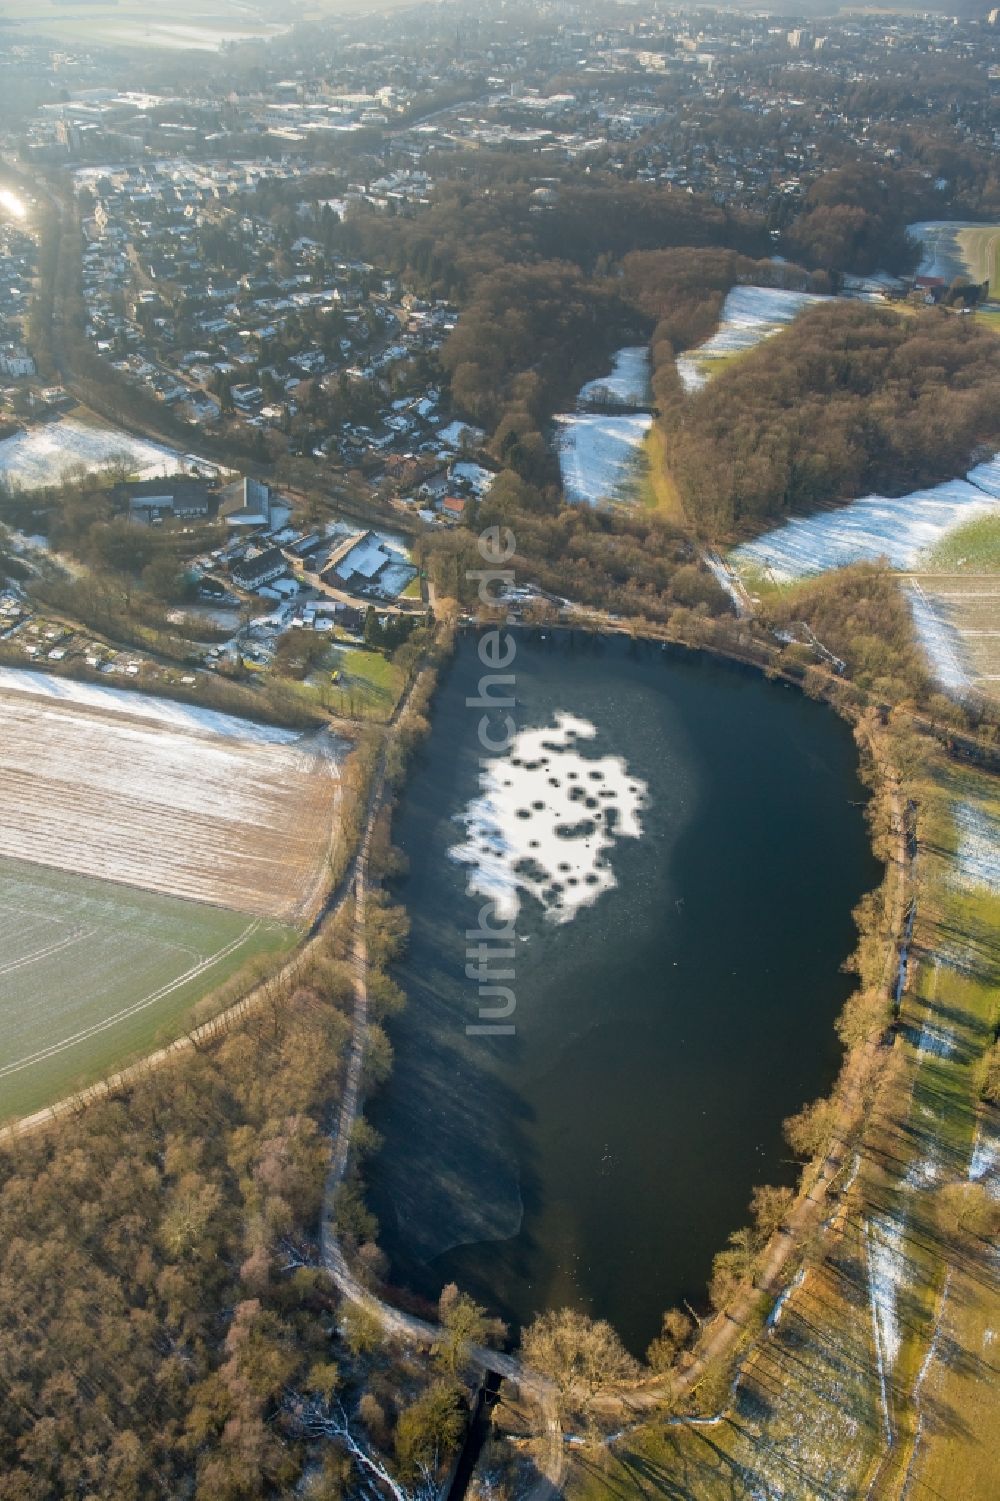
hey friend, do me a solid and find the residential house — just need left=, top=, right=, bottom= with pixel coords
left=230, top=546, right=288, bottom=590
left=123, top=476, right=214, bottom=520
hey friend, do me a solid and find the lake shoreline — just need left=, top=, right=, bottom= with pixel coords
left=361, top=616, right=896, bottom=1353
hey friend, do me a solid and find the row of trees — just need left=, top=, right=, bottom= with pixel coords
left=417, top=475, right=730, bottom=625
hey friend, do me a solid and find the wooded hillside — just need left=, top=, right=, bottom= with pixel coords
left=665, top=303, right=1000, bottom=535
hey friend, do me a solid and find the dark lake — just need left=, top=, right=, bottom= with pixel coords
left=365, top=632, right=881, bottom=1354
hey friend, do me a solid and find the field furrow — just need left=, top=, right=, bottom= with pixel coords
left=0, top=681, right=342, bottom=920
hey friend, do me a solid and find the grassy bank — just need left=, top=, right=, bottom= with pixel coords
left=639, top=422, right=686, bottom=524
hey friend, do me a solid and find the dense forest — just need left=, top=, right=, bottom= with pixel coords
left=781, top=164, right=925, bottom=276
left=435, top=246, right=817, bottom=494
left=332, top=177, right=766, bottom=299
left=0, top=966, right=354, bottom=1500
left=664, top=303, right=1000, bottom=535
left=440, top=261, right=637, bottom=472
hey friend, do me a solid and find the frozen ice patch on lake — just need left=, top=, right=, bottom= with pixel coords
left=676, top=284, right=827, bottom=394
left=448, top=712, right=647, bottom=923
left=951, top=801, right=1000, bottom=895
left=555, top=411, right=652, bottom=506
left=0, top=417, right=194, bottom=492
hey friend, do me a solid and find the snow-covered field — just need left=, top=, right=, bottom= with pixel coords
left=731, top=458, right=1000, bottom=581
left=907, top=221, right=992, bottom=283
left=950, top=800, right=1000, bottom=895
left=728, top=456, right=1000, bottom=697
left=676, top=285, right=828, bottom=394
left=553, top=346, right=654, bottom=505
left=448, top=712, right=647, bottom=924
left=555, top=411, right=653, bottom=506
left=906, top=584, right=974, bottom=696
left=103, top=21, right=290, bottom=50
left=0, top=416, right=191, bottom=491
left=0, top=666, right=300, bottom=743
left=577, top=345, right=651, bottom=406
left=0, top=674, right=341, bottom=920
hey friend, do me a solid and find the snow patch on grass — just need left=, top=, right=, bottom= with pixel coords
left=867, top=1215, right=905, bottom=1369
left=950, top=800, right=1000, bottom=895
left=0, top=666, right=301, bottom=745
left=904, top=1156, right=941, bottom=1188
left=865, top=1213, right=906, bottom=1445
left=907, top=584, right=973, bottom=696
left=554, top=411, right=653, bottom=506
left=915, top=1019, right=957, bottom=1059
left=676, top=284, right=827, bottom=393
left=448, top=712, right=647, bottom=924
left=577, top=345, right=651, bottom=406
left=969, top=1121, right=1000, bottom=1198
left=0, top=416, right=195, bottom=491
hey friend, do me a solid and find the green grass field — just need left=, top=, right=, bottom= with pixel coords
left=638, top=424, right=687, bottom=523
left=0, top=858, right=296, bottom=1121
left=921, top=512, right=1000, bottom=573
left=957, top=226, right=1000, bottom=298
left=333, top=646, right=404, bottom=718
